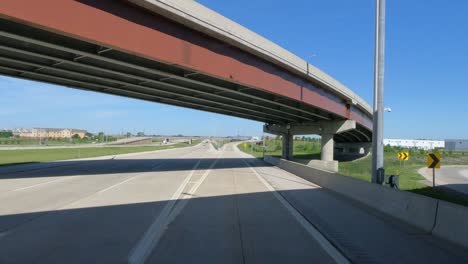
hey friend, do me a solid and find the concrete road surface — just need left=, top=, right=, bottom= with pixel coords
left=0, top=142, right=467, bottom=264
left=419, top=166, right=468, bottom=196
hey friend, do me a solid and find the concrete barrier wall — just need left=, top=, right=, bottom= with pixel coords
left=432, top=201, right=468, bottom=249
left=264, top=156, right=468, bottom=249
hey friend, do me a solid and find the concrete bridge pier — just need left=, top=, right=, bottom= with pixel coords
left=281, top=132, right=294, bottom=160
left=264, top=120, right=357, bottom=171
left=320, top=132, right=334, bottom=162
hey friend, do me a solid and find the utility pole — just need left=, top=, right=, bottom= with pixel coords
left=371, top=0, right=386, bottom=184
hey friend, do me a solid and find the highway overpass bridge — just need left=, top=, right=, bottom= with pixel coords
left=0, top=0, right=373, bottom=163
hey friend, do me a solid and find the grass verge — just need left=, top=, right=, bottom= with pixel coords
left=0, top=142, right=195, bottom=167
left=339, top=151, right=468, bottom=206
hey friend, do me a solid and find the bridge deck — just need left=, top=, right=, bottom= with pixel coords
left=0, top=0, right=372, bottom=142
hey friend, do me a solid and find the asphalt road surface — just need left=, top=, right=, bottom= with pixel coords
left=0, top=142, right=467, bottom=264
left=419, top=166, right=468, bottom=196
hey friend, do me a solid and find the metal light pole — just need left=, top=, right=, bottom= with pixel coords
left=371, top=0, right=386, bottom=184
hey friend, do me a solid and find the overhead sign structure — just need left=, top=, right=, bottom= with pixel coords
left=427, top=153, right=441, bottom=169
left=397, top=152, right=409, bottom=161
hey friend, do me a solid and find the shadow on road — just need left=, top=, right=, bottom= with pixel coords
left=0, top=158, right=270, bottom=179
left=411, top=185, right=468, bottom=206
left=1, top=188, right=468, bottom=263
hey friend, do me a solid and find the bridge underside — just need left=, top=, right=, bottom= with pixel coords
left=0, top=18, right=371, bottom=143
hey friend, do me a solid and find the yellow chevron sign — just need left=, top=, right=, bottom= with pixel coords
left=427, top=153, right=441, bottom=169
left=397, top=152, right=409, bottom=161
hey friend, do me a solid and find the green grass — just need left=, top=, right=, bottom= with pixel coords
left=191, top=139, right=202, bottom=145
left=211, top=139, right=231, bottom=150
left=237, top=139, right=321, bottom=159
left=339, top=150, right=468, bottom=206
left=0, top=142, right=195, bottom=167
left=238, top=142, right=265, bottom=158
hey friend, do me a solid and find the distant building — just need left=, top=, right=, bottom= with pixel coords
left=445, top=139, right=468, bottom=152
left=383, top=139, right=444, bottom=150
left=12, top=128, right=87, bottom=139
left=70, top=129, right=87, bottom=139
left=12, top=128, right=33, bottom=138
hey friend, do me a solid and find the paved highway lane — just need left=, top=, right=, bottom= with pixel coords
left=145, top=144, right=337, bottom=264
left=0, top=144, right=214, bottom=263
left=0, top=142, right=467, bottom=263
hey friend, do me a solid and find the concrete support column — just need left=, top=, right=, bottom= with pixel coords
left=282, top=133, right=293, bottom=160
left=321, top=133, right=334, bottom=161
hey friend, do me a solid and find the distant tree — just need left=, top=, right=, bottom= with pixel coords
left=0, top=131, right=13, bottom=138
left=106, top=136, right=117, bottom=142
left=72, top=134, right=80, bottom=139
left=126, top=132, right=132, bottom=137
left=93, top=132, right=105, bottom=142
left=85, top=132, right=93, bottom=138
left=384, top=145, right=392, bottom=152
left=137, top=132, right=145, bottom=137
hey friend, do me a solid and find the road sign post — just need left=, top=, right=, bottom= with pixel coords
left=427, top=153, right=441, bottom=188
left=397, top=152, right=409, bottom=172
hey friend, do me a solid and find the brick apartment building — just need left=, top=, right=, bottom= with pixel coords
left=13, top=128, right=87, bottom=139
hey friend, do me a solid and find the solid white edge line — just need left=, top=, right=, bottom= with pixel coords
left=241, top=158, right=350, bottom=264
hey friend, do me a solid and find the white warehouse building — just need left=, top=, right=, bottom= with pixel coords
left=383, top=139, right=445, bottom=150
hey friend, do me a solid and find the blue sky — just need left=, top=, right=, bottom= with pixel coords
left=1, top=0, right=467, bottom=138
